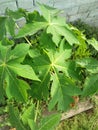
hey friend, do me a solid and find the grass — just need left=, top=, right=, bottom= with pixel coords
left=56, top=96, right=98, bottom=130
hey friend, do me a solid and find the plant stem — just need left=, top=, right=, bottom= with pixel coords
left=34, top=100, right=40, bottom=122
left=24, top=36, right=32, bottom=46
left=15, top=23, right=32, bottom=46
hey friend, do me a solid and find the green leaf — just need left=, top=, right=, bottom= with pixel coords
left=16, top=21, right=48, bottom=38
left=29, top=40, right=81, bottom=103
left=0, top=44, right=11, bottom=60
left=30, top=53, right=51, bottom=99
left=21, top=104, right=35, bottom=125
left=0, top=66, right=5, bottom=103
left=7, top=63, right=39, bottom=81
left=46, top=25, right=61, bottom=46
left=82, top=74, right=98, bottom=96
left=1, top=37, right=14, bottom=45
left=65, top=61, right=83, bottom=80
left=28, top=48, right=41, bottom=58
left=6, top=73, right=30, bottom=102
left=38, top=3, right=60, bottom=21
left=0, top=44, right=39, bottom=102
left=28, top=119, right=38, bottom=130
left=87, top=38, right=98, bottom=51
left=27, top=10, right=46, bottom=23
left=9, top=43, right=30, bottom=62
left=0, top=14, right=15, bottom=39
left=49, top=72, right=81, bottom=111
left=6, top=8, right=26, bottom=19
left=9, top=106, right=26, bottom=130
left=47, top=17, right=79, bottom=46
left=39, top=113, right=61, bottom=130
left=0, top=17, right=6, bottom=40
left=0, top=45, right=10, bottom=101
left=76, top=57, right=98, bottom=74
left=39, top=31, right=56, bottom=51
left=48, top=40, right=73, bottom=76
left=6, top=16, right=15, bottom=36
left=16, top=4, right=79, bottom=47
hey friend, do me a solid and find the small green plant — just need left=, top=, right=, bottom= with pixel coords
left=72, top=20, right=98, bottom=59
left=0, top=3, right=98, bottom=130
left=72, top=19, right=98, bottom=40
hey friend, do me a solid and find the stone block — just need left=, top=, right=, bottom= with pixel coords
left=86, top=14, right=98, bottom=23
left=35, top=0, right=54, bottom=7
left=68, top=12, right=89, bottom=22
left=64, top=6, right=79, bottom=16
left=93, top=20, right=98, bottom=27
left=54, top=0, right=76, bottom=9
left=85, top=19, right=98, bottom=27
left=89, top=8, right=98, bottom=17
left=16, top=17, right=26, bottom=27
left=88, top=1, right=98, bottom=11
left=78, top=4, right=91, bottom=13
left=0, top=0, right=98, bottom=29
left=0, top=0, right=17, bottom=14
left=54, top=0, right=97, bottom=9
left=17, top=0, right=33, bottom=10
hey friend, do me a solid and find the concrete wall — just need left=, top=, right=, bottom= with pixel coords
left=0, top=0, right=98, bottom=26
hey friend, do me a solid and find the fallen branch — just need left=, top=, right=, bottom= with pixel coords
left=61, top=100, right=93, bottom=121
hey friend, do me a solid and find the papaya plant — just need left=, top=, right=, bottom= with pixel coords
left=0, top=3, right=98, bottom=130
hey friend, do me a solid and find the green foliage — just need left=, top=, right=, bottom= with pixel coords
left=87, top=38, right=98, bottom=51
left=16, top=4, right=79, bottom=46
left=0, top=3, right=98, bottom=130
left=0, top=43, right=39, bottom=103
left=39, top=113, right=61, bottom=130
left=0, top=8, right=26, bottom=41
left=72, top=20, right=98, bottom=59
left=77, top=57, right=98, bottom=96
left=9, top=106, right=27, bottom=130
left=72, top=19, right=98, bottom=40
